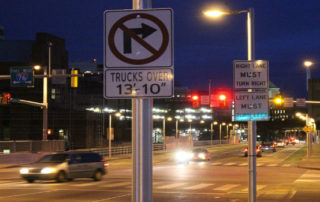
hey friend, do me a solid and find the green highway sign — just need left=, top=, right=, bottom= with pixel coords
left=10, top=66, right=34, bottom=87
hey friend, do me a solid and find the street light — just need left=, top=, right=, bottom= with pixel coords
left=296, top=112, right=313, bottom=158
left=108, top=111, right=122, bottom=159
left=304, top=60, right=314, bottom=92
left=204, top=7, right=257, bottom=201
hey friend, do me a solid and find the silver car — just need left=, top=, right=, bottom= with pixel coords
left=20, top=152, right=107, bottom=183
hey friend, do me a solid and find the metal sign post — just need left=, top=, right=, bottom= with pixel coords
left=104, top=0, right=174, bottom=201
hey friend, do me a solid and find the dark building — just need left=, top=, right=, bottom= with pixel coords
left=0, top=33, right=69, bottom=141
left=308, top=79, right=320, bottom=122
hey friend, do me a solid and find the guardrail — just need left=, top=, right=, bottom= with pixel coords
left=0, top=140, right=65, bottom=153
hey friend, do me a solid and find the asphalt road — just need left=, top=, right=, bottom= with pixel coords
left=0, top=144, right=319, bottom=202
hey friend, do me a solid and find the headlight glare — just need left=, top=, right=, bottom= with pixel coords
left=41, top=167, right=56, bottom=174
left=20, top=168, right=29, bottom=174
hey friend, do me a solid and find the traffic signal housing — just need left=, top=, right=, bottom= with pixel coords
left=191, top=94, right=200, bottom=108
left=71, top=69, right=79, bottom=88
left=1, top=93, right=11, bottom=104
left=211, top=88, right=232, bottom=108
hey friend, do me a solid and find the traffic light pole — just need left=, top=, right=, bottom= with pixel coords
left=247, top=8, right=256, bottom=202
left=131, top=1, right=153, bottom=202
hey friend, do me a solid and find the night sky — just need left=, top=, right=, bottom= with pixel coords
left=1, top=0, right=320, bottom=98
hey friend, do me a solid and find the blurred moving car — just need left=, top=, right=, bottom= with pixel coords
left=243, top=147, right=262, bottom=157
left=191, top=148, right=211, bottom=161
left=174, top=150, right=193, bottom=163
left=20, top=152, right=107, bottom=183
left=260, top=142, right=276, bottom=152
left=275, top=140, right=286, bottom=148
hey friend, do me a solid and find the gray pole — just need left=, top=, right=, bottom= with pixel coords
left=219, top=124, right=222, bottom=144
left=306, top=68, right=310, bottom=92
left=210, top=122, right=213, bottom=145
left=132, top=1, right=153, bottom=202
left=109, top=113, right=112, bottom=159
left=42, top=66, right=48, bottom=141
left=247, top=8, right=256, bottom=202
left=163, top=118, right=166, bottom=150
left=175, top=120, right=179, bottom=143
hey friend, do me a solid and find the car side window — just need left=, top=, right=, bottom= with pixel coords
left=80, top=153, right=102, bottom=163
left=70, top=154, right=81, bottom=164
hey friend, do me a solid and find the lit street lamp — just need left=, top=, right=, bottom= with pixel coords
left=204, top=7, right=256, bottom=201
left=108, top=111, right=122, bottom=159
left=296, top=112, right=314, bottom=158
left=304, top=60, right=314, bottom=92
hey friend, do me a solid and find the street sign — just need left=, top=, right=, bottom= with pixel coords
left=234, top=91, right=269, bottom=121
left=296, top=98, right=306, bottom=107
left=234, top=60, right=269, bottom=89
left=10, top=66, right=34, bottom=87
left=284, top=97, right=294, bottom=108
left=200, top=95, right=209, bottom=105
left=104, top=9, right=173, bottom=68
left=52, top=69, right=66, bottom=84
left=303, top=126, right=313, bottom=133
left=104, top=68, right=173, bottom=98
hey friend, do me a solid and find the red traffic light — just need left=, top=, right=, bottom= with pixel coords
left=211, top=88, right=232, bottom=108
left=1, top=93, right=11, bottom=104
left=190, top=94, right=200, bottom=108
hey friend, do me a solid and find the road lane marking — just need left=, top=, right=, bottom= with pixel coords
left=100, top=182, right=131, bottom=188
left=211, top=162, right=222, bottom=166
left=239, top=163, right=248, bottom=166
left=92, top=194, right=130, bottom=202
left=289, top=189, right=297, bottom=199
left=184, top=183, right=213, bottom=190
left=295, top=179, right=320, bottom=182
left=256, top=163, right=264, bottom=166
left=300, top=174, right=320, bottom=178
left=266, top=163, right=278, bottom=167
left=241, top=185, right=266, bottom=192
left=213, top=184, right=239, bottom=191
left=224, top=162, right=236, bottom=166
left=72, top=181, right=107, bottom=187
left=0, top=190, right=56, bottom=199
left=157, top=183, right=186, bottom=189
left=281, top=164, right=291, bottom=167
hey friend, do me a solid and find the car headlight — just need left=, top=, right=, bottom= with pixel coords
left=41, top=167, right=57, bottom=174
left=175, top=151, right=192, bottom=161
left=20, top=168, right=29, bottom=174
left=198, top=153, right=205, bottom=159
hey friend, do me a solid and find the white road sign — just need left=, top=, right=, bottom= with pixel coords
left=284, top=97, right=294, bottom=108
left=104, top=9, right=173, bottom=68
left=104, top=68, right=173, bottom=98
left=234, top=60, right=269, bottom=89
left=296, top=98, right=306, bottom=107
left=234, top=91, right=269, bottom=121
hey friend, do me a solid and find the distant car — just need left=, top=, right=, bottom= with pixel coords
left=174, top=150, right=193, bottom=163
left=260, top=142, right=276, bottom=152
left=276, top=140, right=286, bottom=148
left=191, top=148, right=211, bottom=161
left=20, top=152, right=107, bottom=183
left=243, top=147, right=262, bottom=157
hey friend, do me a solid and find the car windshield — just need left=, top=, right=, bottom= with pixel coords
left=36, top=154, right=68, bottom=163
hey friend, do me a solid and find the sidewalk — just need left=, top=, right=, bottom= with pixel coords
left=298, top=143, right=320, bottom=170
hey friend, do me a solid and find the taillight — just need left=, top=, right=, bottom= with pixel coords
left=244, top=148, right=248, bottom=152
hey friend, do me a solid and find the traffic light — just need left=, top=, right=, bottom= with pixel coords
left=211, top=88, right=232, bottom=108
left=1, top=93, right=11, bottom=104
left=273, top=94, right=284, bottom=106
left=71, top=69, right=79, bottom=88
left=191, top=94, right=200, bottom=108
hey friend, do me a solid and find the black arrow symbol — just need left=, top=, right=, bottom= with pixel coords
left=123, top=23, right=157, bottom=54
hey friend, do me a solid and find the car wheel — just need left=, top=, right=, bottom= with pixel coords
left=56, top=171, right=66, bottom=183
left=26, top=179, right=34, bottom=183
left=93, top=170, right=103, bottom=181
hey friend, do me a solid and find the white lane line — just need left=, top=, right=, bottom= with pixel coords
left=72, top=181, right=107, bottom=187
left=184, top=183, right=213, bottom=190
left=213, top=184, right=239, bottom=191
left=256, top=163, right=264, bottom=167
left=267, top=164, right=278, bottom=167
left=91, top=194, right=130, bottom=202
left=241, top=185, right=266, bottom=192
left=282, top=164, right=291, bottom=167
left=224, top=162, right=236, bottom=166
left=239, top=163, right=248, bottom=166
left=301, top=174, right=320, bottom=178
left=100, top=182, right=131, bottom=188
left=295, top=179, right=320, bottom=183
left=157, top=183, right=186, bottom=189
left=211, top=162, right=222, bottom=166
left=0, top=190, right=56, bottom=199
